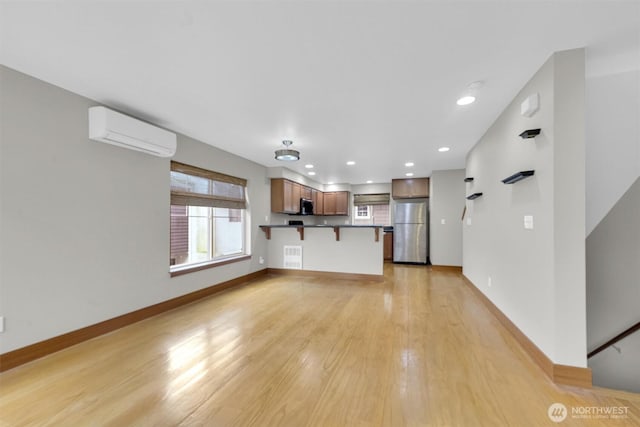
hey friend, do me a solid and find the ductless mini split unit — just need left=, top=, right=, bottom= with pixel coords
left=88, top=106, right=177, bottom=157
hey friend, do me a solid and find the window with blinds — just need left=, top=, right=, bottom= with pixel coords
left=170, top=161, right=249, bottom=273
left=352, top=193, right=391, bottom=226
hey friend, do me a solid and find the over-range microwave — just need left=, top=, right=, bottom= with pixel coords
left=300, top=198, right=314, bottom=215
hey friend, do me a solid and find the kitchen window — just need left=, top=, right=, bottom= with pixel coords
left=352, top=193, right=391, bottom=226
left=170, top=161, right=249, bottom=276
left=356, top=205, right=371, bottom=219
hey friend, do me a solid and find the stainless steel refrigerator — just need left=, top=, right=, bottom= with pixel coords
left=393, top=199, right=428, bottom=264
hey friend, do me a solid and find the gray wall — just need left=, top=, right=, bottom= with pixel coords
left=0, top=65, right=271, bottom=353
left=584, top=46, right=640, bottom=391
left=429, top=169, right=465, bottom=266
left=586, top=178, right=640, bottom=391
left=463, top=49, right=587, bottom=367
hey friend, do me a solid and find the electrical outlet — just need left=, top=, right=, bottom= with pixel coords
left=466, top=217, right=472, bottom=226
left=488, top=276, right=492, bottom=287
left=0, top=316, right=5, bottom=333
left=265, top=215, right=269, bottom=222
left=324, top=220, right=328, bottom=225
left=259, top=256, right=265, bottom=265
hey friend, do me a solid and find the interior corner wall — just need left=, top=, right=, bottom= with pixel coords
left=429, top=169, right=465, bottom=266
left=586, top=178, right=640, bottom=392
left=463, top=49, right=587, bottom=367
left=584, top=47, right=640, bottom=367
left=0, top=65, right=271, bottom=354
left=586, top=178, right=640, bottom=348
left=585, top=65, right=640, bottom=236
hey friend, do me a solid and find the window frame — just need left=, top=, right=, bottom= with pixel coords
left=355, top=205, right=371, bottom=219
left=169, top=162, right=250, bottom=276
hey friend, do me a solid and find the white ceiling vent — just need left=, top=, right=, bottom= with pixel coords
left=89, top=106, right=176, bottom=157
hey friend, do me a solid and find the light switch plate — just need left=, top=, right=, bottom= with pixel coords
left=524, top=215, right=534, bottom=229
left=441, top=219, right=446, bottom=225
left=466, top=218, right=472, bottom=226
left=0, top=316, right=4, bottom=333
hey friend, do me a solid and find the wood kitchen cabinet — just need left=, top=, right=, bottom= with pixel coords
left=383, top=231, right=394, bottom=261
left=323, top=192, right=336, bottom=215
left=323, top=191, right=349, bottom=216
left=335, top=191, right=349, bottom=215
left=301, top=186, right=312, bottom=200
left=312, top=189, right=324, bottom=215
left=271, top=179, right=347, bottom=215
left=271, top=178, right=301, bottom=213
left=392, top=177, right=430, bottom=199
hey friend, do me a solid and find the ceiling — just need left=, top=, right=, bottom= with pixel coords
left=1, top=1, right=639, bottom=185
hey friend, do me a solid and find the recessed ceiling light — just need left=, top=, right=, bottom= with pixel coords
left=305, top=164, right=314, bottom=169
left=467, top=80, right=484, bottom=90
left=456, top=96, right=476, bottom=106
left=438, top=146, right=450, bottom=152
left=405, top=172, right=414, bottom=177
left=366, top=180, right=373, bottom=184
left=346, top=161, right=356, bottom=166
left=405, top=162, right=414, bottom=167
left=308, top=171, right=316, bottom=176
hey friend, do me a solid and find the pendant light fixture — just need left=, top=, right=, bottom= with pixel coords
left=275, top=140, right=300, bottom=161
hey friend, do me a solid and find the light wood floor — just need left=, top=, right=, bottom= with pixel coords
left=1, top=265, right=639, bottom=426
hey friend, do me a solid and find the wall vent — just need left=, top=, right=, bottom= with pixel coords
left=283, top=245, right=303, bottom=269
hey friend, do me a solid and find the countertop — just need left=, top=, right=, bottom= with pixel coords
left=258, top=224, right=387, bottom=241
left=259, top=224, right=384, bottom=228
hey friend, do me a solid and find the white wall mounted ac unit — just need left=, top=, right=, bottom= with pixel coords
left=88, top=106, right=177, bottom=157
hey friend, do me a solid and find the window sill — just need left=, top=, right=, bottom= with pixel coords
left=170, top=254, right=252, bottom=277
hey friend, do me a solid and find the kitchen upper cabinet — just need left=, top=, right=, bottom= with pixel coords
left=392, top=178, right=430, bottom=199
left=291, top=182, right=301, bottom=209
left=323, top=192, right=336, bottom=215
left=271, top=178, right=301, bottom=213
left=335, top=191, right=349, bottom=215
left=312, top=189, right=324, bottom=215
left=323, top=191, right=349, bottom=216
left=301, top=186, right=312, bottom=200
left=271, top=179, right=347, bottom=215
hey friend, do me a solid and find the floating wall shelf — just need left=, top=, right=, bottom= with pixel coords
left=519, top=129, right=541, bottom=139
left=466, top=192, right=483, bottom=200
left=464, top=177, right=474, bottom=182
left=502, top=170, right=535, bottom=184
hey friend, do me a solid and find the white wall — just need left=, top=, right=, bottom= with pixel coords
left=429, top=169, right=465, bottom=266
left=0, top=66, right=271, bottom=354
left=585, top=57, right=640, bottom=236
left=463, top=49, right=587, bottom=367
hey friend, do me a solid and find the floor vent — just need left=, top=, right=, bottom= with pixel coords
left=283, top=245, right=303, bottom=269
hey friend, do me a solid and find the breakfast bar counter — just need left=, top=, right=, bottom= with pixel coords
left=259, top=225, right=384, bottom=278
left=259, top=224, right=382, bottom=242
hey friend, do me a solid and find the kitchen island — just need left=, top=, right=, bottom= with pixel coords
left=259, top=225, right=384, bottom=279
